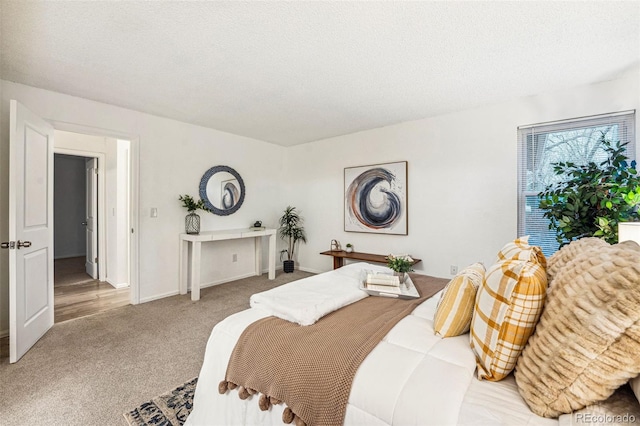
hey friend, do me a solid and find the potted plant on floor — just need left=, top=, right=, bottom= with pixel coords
left=279, top=206, right=307, bottom=273
left=179, top=194, right=210, bottom=234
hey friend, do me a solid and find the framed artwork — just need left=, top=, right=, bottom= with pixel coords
left=344, top=161, right=407, bottom=235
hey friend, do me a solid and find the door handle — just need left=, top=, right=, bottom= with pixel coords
left=17, top=240, right=31, bottom=249
left=1, top=241, right=15, bottom=249
left=81, top=222, right=88, bottom=226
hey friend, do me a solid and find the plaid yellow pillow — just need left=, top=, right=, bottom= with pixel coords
left=433, top=263, right=485, bottom=337
left=470, top=242, right=547, bottom=381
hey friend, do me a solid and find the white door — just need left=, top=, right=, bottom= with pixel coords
left=7, top=100, right=55, bottom=363
left=85, top=158, right=98, bottom=278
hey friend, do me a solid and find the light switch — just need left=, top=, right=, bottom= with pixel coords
left=150, top=207, right=158, bottom=218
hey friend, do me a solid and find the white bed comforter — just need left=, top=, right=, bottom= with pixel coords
left=186, top=263, right=557, bottom=426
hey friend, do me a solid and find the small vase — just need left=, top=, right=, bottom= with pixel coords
left=345, top=247, right=353, bottom=253
left=394, top=271, right=407, bottom=284
left=186, top=212, right=200, bottom=234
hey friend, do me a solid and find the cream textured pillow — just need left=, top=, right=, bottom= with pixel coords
left=546, top=237, right=608, bottom=285
left=433, top=263, right=485, bottom=338
left=515, top=241, right=640, bottom=418
left=631, top=376, right=640, bottom=405
left=470, top=240, right=547, bottom=382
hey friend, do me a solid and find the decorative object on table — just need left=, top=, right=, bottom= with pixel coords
left=279, top=206, right=307, bottom=273
left=344, top=161, right=407, bottom=235
left=345, top=243, right=353, bottom=253
left=360, top=271, right=420, bottom=299
left=178, top=194, right=210, bottom=234
left=199, top=165, right=246, bottom=216
left=386, top=254, right=415, bottom=284
left=330, top=239, right=342, bottom=251
left=538, top=136, right=640, bottom=246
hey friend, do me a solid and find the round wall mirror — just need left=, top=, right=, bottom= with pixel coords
left=199, top=165, right=245, bottom=216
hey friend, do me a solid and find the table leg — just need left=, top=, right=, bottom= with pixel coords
left=191, top=241, right=201, bottom=301
left=268, top=233, right=276, bottom=279
left=179, top=238, right=188, bottom=295
left=333, top=257, right=344, bottom=269
left=254, top=236, right=262, bottom=276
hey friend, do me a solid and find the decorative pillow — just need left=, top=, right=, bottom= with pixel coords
left=470, top=243, right=547, bottom=382
left=433, top=262, right=485, bottom=337
left=496, top=235, right=546, bottom=265
left=515, top=240, right=640, bottom=418
left=546, top=237, right=608, bottom=285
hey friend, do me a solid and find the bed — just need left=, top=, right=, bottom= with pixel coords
left=185, top=262, right=557, bottom=426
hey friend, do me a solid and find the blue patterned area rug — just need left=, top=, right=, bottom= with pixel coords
left=124, top=377, right=198, bottom=426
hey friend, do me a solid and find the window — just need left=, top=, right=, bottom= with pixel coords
left=517, top=111, right=636, bottom=257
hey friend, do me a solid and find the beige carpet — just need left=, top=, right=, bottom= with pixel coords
left=0, top=270, right=312, bottom=426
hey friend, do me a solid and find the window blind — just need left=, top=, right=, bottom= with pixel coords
left=517, top=111, right=636, bottom=256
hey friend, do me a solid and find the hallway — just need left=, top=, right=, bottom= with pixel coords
left=54, top=257, right=129, bottom=323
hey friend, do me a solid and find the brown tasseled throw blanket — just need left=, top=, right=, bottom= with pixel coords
left=219, top=274, right=448, bottom=426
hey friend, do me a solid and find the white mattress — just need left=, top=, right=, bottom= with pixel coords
left=186, top=263, right=557, bottom=426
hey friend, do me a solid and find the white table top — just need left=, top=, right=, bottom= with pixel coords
left=180, top=227, right=276, bottom=241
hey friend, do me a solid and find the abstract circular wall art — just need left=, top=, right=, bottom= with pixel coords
left=344, top=161, right=407, bottom=235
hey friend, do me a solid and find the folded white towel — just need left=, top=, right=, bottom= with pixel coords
left=250, top=262, right=390, bottom=326
left=366, top=273, right=400, bottom=286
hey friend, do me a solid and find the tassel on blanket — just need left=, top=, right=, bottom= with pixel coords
left=282, top=407, right=295, bottom=423
left=218, top=381, right=228, bottom=394
left=259, top=394, right=271, bottom=411
left=238, top=386, right=250, bottom=400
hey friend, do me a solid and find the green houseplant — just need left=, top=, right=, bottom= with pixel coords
left=387, top=254, right=414, bottom=283
left=278, top=206, right=307, bottom=273
left=179, top=194, right=210, bottom=234
left=538, top=136, right=640, bottom=245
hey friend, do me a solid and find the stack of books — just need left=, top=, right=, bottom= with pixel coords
left=365, top=272, right=403, bottom=294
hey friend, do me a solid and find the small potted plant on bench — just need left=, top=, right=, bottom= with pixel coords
left=345, top=243, right=354, bottom=253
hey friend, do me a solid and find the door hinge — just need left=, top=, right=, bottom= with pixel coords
left=95, top=257, right=98, bottom=263
left=94, top=168, right=99, bottom=174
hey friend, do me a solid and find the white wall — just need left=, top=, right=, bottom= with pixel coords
left=0, top=80, right=286, bottom=336
left=286, top=68, right=640, bottom=277
left=53, top=154, right=87, bottom=259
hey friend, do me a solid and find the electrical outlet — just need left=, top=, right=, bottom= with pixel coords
left=232, top=254, right=237, bottom=262
left=450, top=265, right=458, bottom=275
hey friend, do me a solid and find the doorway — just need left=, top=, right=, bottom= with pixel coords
left=53, top=133, right=131, bottom=323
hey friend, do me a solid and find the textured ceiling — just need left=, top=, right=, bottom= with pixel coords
left=1, top=1, right=639, bottom=146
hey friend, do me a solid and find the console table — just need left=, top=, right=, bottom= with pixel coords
left=179, top=228, right=277, bottom=301
left=320, top=250, right=421, bottom=270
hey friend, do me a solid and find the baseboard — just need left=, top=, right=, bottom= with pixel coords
left=298, top=266, right=323, bottom=274
left=54, top=253, right=87, bottom=260
left=105, top=279, right=129, bottom=289
left=0, top=329, right=8, bottom=339
left=261, top=265, right=283, bottom=274
left=139, top=290, right=179, bottom=304
left=199, top=271, right=259, bottom=289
